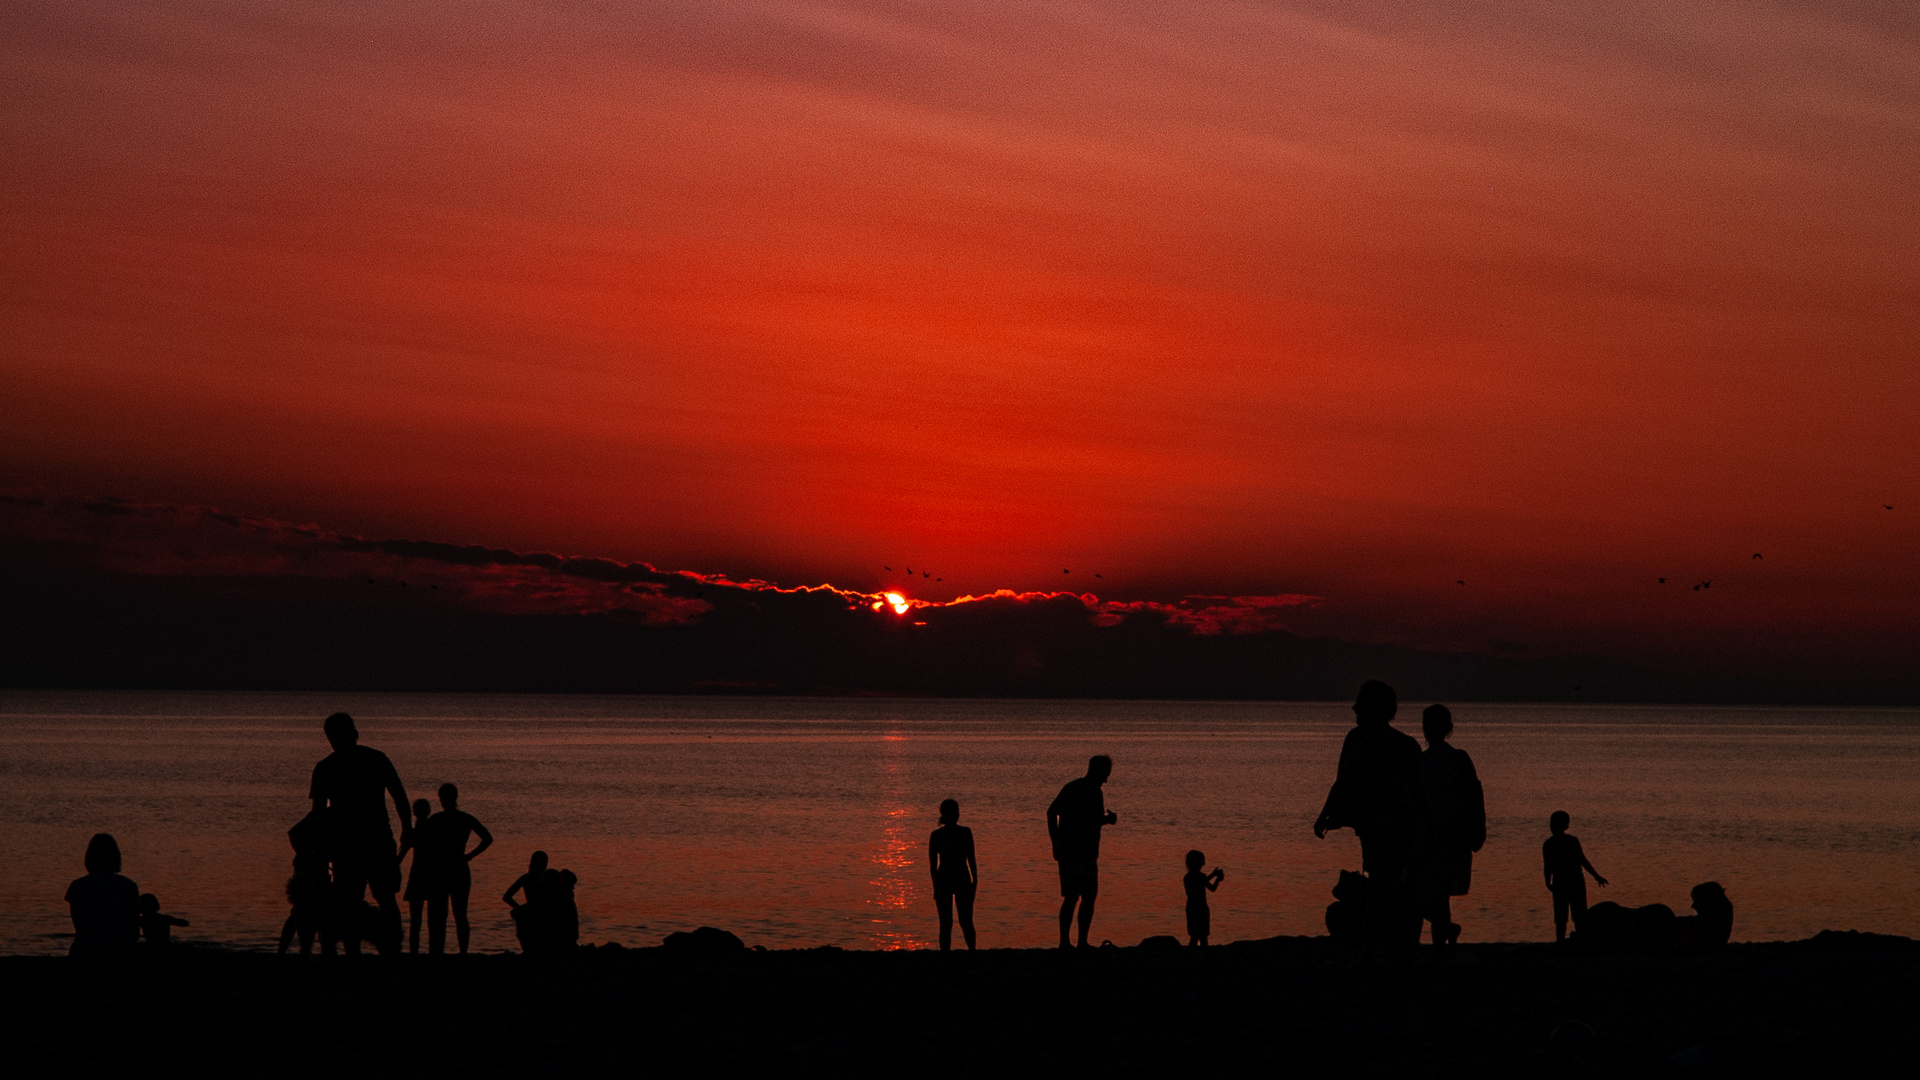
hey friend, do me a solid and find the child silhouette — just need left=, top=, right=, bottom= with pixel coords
left=1543, top=810, right=1607, bottom=942
left=1183, top=850, right=1224, bottom=946
left=138, top=893, right=189, bottom=947
left=401, top=798, right=435, bottom=954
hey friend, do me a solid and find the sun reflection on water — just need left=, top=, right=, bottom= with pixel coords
left=866, top=729, right=926, bottom=949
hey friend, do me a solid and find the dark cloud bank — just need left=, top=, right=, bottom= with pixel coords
left=0, top=496, right=1903, bottom=703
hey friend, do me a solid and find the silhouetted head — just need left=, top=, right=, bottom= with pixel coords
left=938, top=799, right=959, bottom=825
left=139, top=893, right=159, bottom=915
left=1087, top=754, right=1113, bottom=783
left=84, top=833, right=121, bottom=875
left=542, top=868, right=563, bottom=890
left=323, top=712, right=358, bottom=752
left=1691, top=881, right=1730, bottom=914
left=1352, top=681, right=1398, bottom=725
left=438, top=782, right=459, bottom=810
left=1185, top=849, right=1205, bottom=872
left=1550, top=810, right=1570, bottom=834
left=560, top=869, right=577, bottom=890
left=529, top=850, right=549, bottom=874
left=412, top=799, right=433, bottom=826
left=1422, top=703, right=1453, bottom=746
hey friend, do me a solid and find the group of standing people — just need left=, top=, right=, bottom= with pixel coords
left=66, top=687, right=1729, bottom=958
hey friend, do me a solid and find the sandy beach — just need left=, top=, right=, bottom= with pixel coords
left=8, top=932, right=1916, bottom=1076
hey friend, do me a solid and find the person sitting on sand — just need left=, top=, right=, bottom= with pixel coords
left=545, top=868, right=580, bottom=951
left=1675, top=882, right=1733, bottom=952
left=1543, top=810, right=1606, bottom=942
left=928, top=799, right=978, bottom=952
left=503, top=850, right=549, bottom=954
left=137, top=893, right=189, bottom=947
left=1314, top=680, right=1425, bottom=960
left=1415, top=704, right=1485, bottom=950
left=401, top=798, right=436, bottom=954
left=1183, top=850, right=1224, bottom=946
left=415, top=782, right=493, bottom=954
left=1048, top=754, right=1119, bottom=949
left=66, top=833, right=140, bottom=958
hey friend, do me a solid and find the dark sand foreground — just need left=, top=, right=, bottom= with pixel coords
left=7, top=933, right=1916, bottom=1077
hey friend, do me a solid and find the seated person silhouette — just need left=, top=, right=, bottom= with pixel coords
left=401, top=798, right=436, bottom=954
left=928, top=799, right=978, bottom=952
left=1183, top=850, right=1225, bottom=946
left=503, top=850, right=550, bottom=954
left=1542, top=810, right=1607, bottom=942
left=66, top=833, right=139, bottom=958
left=1675, top=882, right=1733, bottom=952
left=138, top=893, right=189, bottom=947
left=528, top=868, right=580, bottom=952
left=415, top=782, right=494, bottom=954
left=280, top=810, right=332, bottom=957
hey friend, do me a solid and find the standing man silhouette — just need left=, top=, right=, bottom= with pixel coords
left=1048, top=754, right=1118, bottom=949
left=310, top=712, right=411, bottom=957
left=1313, top=681, right=1425, bottom=962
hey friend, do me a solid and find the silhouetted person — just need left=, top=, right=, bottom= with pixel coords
left=280, top=810, right=332, bottom=957
left=1183, top=850, right=1224, bottom=946
left=1675, top=881, right=1733, bottom=952
left=1314, top=681, right=1425, bottom=960
left=66, top=833, right=138, bottom=957
left=540, top=868, right=579, bottom=951
left=401, top=798, right=435, bottom=954
left=1543, top=810, right=1606, bottom=942
left=1416, top=704, right=1485, bottom=950
left=416, top=782, right=494, bottom=954
left=1048, top=754, right=1118, bottom=949
left=504, top=850, right=549, bottom=954
left=928, top=799, right=978, bottom=951
left=309, top=712, right=411, bottom=957
left=137, top=893, right=189, bottom=947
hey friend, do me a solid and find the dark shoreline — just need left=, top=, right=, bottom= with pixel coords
left=9, top=933, right=1917, bottom=1076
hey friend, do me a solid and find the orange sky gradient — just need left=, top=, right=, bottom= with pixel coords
left=3, top=1, right=1917, bottom=678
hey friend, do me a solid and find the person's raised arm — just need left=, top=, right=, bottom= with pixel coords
left=466, top=818, right=494, bottom=863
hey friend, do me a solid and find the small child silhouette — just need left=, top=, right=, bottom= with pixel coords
left=1183, top=850, right=1225, bottom=946
left=1542, top=810, right=1607, bottom=942
left=138, top=893, right=189, bottom=947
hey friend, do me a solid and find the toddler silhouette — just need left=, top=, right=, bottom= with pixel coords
left=1183, top=850, right=1224, bottom=946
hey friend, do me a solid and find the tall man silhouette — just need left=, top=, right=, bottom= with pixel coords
left=1314, top=681, right=1425, bottom=961
left=310, top=712, right=411, bottom=957
left=1048, top=754, right=1118, bottom=949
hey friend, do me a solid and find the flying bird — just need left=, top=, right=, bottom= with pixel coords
left=1886, top=505, right=1894, bottom=510
left=1456, top=580, right=1465, bottom=585
left=1063, top=569, right=1070, bottom=574
left=1753, top=553, right=1762, bottom=559
left=1658, top=578, right=1666, bottom=584
left=922, top=572, right=929, bottom=578
left=1093, top=573, right=1101, bottom=578
left=885, top=566, right=892, bottom=571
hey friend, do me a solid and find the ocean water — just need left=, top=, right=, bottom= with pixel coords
left=1, top=692, right=1916, bottom=955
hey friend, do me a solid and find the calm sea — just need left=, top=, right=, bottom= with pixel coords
left=2, top=692, right=1915, bottom=954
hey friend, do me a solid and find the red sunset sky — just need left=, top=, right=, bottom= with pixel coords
left=3, top=1, right=1916, bottom=678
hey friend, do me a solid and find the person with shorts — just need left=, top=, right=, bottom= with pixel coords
left=1048, top=754, right=1118, bottom=949
left=1543, top=810, right=1606, bottom=942
left=927, top=799, right=978, bottom=951
left=309, top=712, right=411, bottom=957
